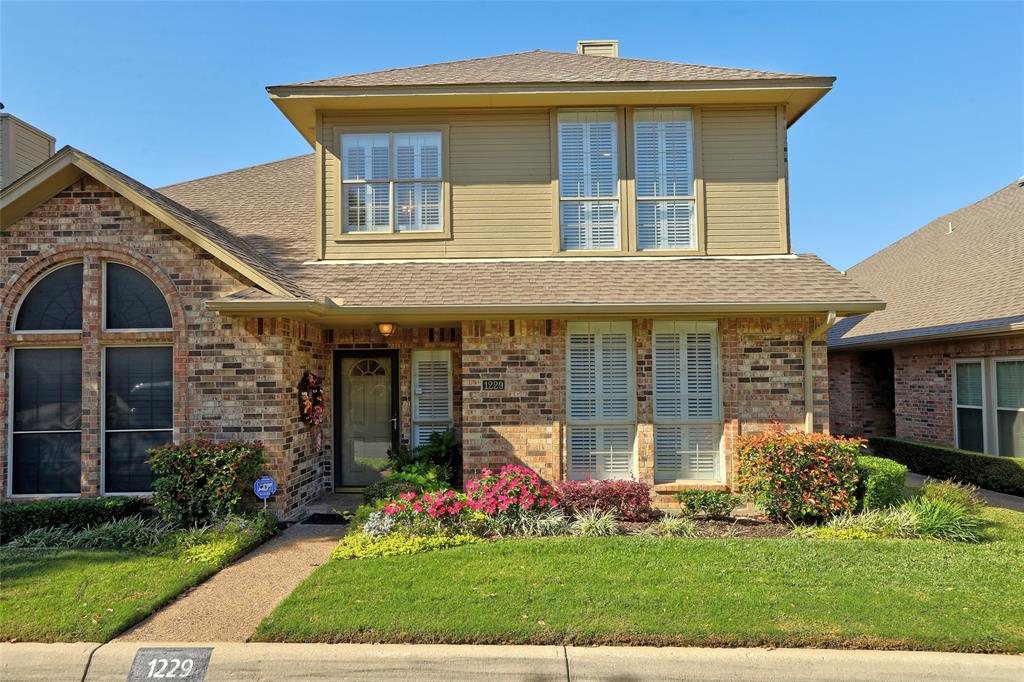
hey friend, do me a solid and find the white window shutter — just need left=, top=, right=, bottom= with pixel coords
left=652, top=321, right=722, bottom=481
left=634, top=109, right=695, bottom=250
left=412, top=349, right=452, bottom=445
left=558, top=111, right=620, bottom=250
left=567, top=321, right=635, bottom=480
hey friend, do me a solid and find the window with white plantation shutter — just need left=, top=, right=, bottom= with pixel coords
left=652, top=321, right=723, bottom=481
left=558, top=111, right=620, bottom=250
left=341, top=131, right=444, bottom=234
left=567, top=321, right=635, bottom=480
left=412, top=350, right=452, bottom=446
left=634, top=109, right=695, bottom=250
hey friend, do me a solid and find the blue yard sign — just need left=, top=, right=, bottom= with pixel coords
left=253, top=475, right=276, bottom=507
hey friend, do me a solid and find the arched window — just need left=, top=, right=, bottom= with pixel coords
left=9, top=259, right=175, bottom=497
left=105, top=263, right=172, bottom=330
left=14, top=263, right=83, bottom=331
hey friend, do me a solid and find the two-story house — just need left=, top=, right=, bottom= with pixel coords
left=0, top=42, right=882, bottom=516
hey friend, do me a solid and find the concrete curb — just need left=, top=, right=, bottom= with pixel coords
left=2, top=641, right=1022, bottom=681
left=0, top=642, right=100, bottom=682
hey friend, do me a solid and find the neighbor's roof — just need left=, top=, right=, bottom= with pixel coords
left=829, top=180, right=1024, bottom=349
left=274, top=49, right=828, bottom=89
left=162, top=155, right=880, bottom=319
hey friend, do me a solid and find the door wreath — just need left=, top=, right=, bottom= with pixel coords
left=298, top=371, right=325, bottom=452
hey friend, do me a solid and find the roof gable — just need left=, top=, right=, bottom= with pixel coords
left=1, top=147, right=307, bottom=298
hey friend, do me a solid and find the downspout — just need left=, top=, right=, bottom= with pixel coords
left=804, top=311, right=837, bottom=432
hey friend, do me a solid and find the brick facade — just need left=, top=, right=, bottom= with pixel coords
left=3, top=175, right=835, bottom=515
left=0, top=176, right=329, bottom=517
left=827, top=349, right=895, bottom=437
left=829, top=335, right=1024, bottom=448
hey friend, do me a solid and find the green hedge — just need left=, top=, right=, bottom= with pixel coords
left=868, top=437, right=1024, bottom=497
left=1, top=497, right=146, bottom=543
left=855, top=455, right=907, bottom=510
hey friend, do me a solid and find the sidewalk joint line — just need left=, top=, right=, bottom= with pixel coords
left=562, top=644, right=570, bottom=681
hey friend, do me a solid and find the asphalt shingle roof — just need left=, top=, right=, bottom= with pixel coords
left=276, top=50, right=827, bottom=89
left=829, top=181, right=1024, bottom=348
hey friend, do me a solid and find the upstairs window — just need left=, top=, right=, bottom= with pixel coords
left=634, top=109, right=695, bottom=250
left=558, top=111, right=620, bottom=250
left=341, top=131, right=444, bottom=234
left=14, top=263, right=83, bottom=331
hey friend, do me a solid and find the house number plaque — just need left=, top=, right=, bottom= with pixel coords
left=482, top=379, right=506, bottom=391
left=126, top=647, right=213, bottom=681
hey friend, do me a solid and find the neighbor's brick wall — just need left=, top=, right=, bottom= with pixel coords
left=892, top=333, right=1024, bottom=446
left=459, top=315, right=830, bottom=505
left=0, top=175, right=329, bottom=517
left=827, top=349, right=895, bottom=438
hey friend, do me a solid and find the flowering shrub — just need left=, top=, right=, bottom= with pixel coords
left=149, top=440, right=265, bottom=527
left=465, top=464, right=558, bottom=516
left=556, top=479, right=655, bottom=521
left=736, top=429, right=861, bottom=521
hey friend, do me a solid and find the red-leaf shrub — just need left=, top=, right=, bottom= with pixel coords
left=737, top=428, right=862, bottom=521
left=556, top=479, right=655, bottom=521
left=464, top=464, right=558, bottom=516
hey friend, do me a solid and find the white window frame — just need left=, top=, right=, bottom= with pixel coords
left=566, top=321, right=636, bottom=480
left=100, top=344, right=173, bottom=496
left=953, top=359, right=987, bottom=453
left=633, top=108, right=697, bottom=251
left=101, top=262, right=173, bottom=334
left=10, top=261, right=84, bottom=335
left=411, top=349, right=453, bottom=446
left=340, top=130, right=446, bottom=235
left=7, top=346, right=84, bottom=498
left=992, top=356, right=1024, bottom=458
left=652, top=320, right=724, bottom=483
left=557, top=109, right=621, bottom=251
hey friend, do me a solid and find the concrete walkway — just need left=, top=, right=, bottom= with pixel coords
left=116, top=522, right=347, bottom=642
left=3, top=642, right=1022, bottom=681
left=906, top=472, right=1024, bottom=512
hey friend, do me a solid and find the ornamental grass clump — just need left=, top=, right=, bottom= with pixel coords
left=809, top=497, right=983, bottom=543
left=920, top=478, right=982, bottom=513
left=651, top=515, right=700, bottom=538
left=737, top=429, right=861, bottom=522
left=570, top=508, right=621, bottom=537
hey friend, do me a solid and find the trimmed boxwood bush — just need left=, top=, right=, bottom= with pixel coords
left=149, top=440, right=265, bottom=527
left=1, top=496, right=146, bottom=543
left=869, top=436, right=1024, bottom=497
left=737, top=430, right=861, bottom=521
left=856, top=455, right=907, bottom=510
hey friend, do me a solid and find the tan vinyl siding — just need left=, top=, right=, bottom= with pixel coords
left=318, top=105, right=789, bottom=259
left=1, top=115, right=55, bottom=189
left=701, top=107, right=785, bottom=255
left=321, top=109, right=552, bottom=259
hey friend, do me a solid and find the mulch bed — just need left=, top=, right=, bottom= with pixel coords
left=619, top=517, right=793, bottom=538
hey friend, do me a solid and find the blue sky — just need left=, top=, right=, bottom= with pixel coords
left=2, top=1, right=1021, bottom=270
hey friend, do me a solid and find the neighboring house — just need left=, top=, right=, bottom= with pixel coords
left=1, top=42, right=882, bottom=517
left=1, top=113, right=56, bottom=190
left=828, top=181, right=1024, bottom=458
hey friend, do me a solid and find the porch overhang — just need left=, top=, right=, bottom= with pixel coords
left=206, top=297, right=884, bottom=325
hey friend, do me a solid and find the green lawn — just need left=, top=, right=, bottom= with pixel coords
left=253, top=507, right=1024, bottom=653
left=0, top=526, right=271, bottom=643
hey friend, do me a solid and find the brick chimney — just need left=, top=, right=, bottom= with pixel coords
left=576, top=40, right=619, bottom=58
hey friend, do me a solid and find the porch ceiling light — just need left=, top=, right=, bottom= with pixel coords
left=376, top=322, right=396, bottom=338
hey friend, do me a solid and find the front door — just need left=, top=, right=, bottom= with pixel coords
left=333, top=351, right=398, bottom=487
